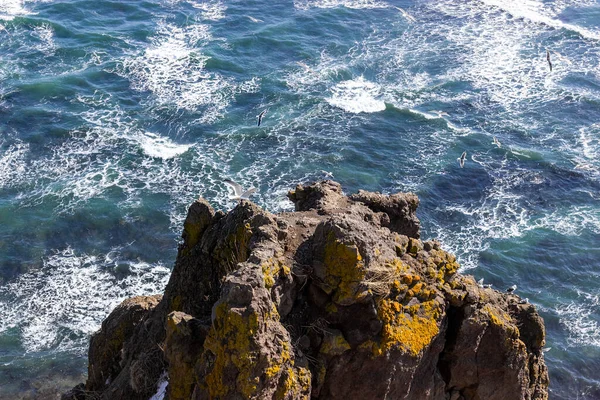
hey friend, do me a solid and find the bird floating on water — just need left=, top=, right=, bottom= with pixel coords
left=257, top=109, right=267, bottom=126
left=224, top=179, right=257, bottom=201
left=492, top=136, right=501, bottom=148
left=546, top=50, right=552, bottom=72
left=507, top=285, right=517, bottom=293
left=458, top=151, right=467, bottom=168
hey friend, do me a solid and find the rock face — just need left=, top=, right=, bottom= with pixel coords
left=65, top=180, right=549, bottom=400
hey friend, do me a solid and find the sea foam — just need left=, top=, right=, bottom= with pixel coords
left=326, top=77, right=386, bottom=113
left=0, top=0, right=31, bottom=21
left=0, top=247, right=170, bottom=353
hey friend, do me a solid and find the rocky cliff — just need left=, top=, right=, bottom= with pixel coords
left=64, top=181, right=549, bottom=400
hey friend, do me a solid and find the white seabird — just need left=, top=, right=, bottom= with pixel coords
left=224, top=179, right=257, bottom=201
left=394, top=6, right=416, bottom=23
left=492, top=136, right=501, bottom=148
left=507, top=284, right=517, bottom=293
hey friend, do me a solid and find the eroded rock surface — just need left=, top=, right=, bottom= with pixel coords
left=65, top=181, right=549, bottom=400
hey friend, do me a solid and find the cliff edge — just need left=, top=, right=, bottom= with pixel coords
left=64, top=181, right=549, bottom=400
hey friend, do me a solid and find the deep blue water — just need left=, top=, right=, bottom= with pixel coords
left=1, top=0, right=599, bottom=398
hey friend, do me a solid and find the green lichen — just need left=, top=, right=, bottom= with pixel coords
left=169, top=295, right=182, bottom=312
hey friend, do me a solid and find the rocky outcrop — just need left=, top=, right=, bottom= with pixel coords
left=64, top=180, right=549, bottom=400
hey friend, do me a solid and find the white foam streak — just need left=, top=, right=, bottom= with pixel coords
left=294, top=0, right=388, bottom=10
left=7, top=100, right=197, bottom=218
left=570, top=124, right=600, bottom=176
left=479, top=0, right=600, bottom=41
left=0, top=247, right=170, bottom=353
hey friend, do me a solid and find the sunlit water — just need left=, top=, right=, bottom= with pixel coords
left=0, top=0, right=599, bottom=398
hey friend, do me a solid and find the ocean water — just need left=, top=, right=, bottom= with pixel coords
left=0, top=0, right=599, bottom=398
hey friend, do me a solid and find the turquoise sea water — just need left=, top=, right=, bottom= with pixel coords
left=0, top=0, right=599, bottom=398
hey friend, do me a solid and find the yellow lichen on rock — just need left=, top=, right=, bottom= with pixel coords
left=274, top=366, right=311, bottom=400
left=203, top=302, right=260, bottom=398
left=375, top=299, right=442, bottom=357
left=261, top=257, right=290, bottom=289
left=482, top=304, right=520, bottom=337
left=182, top=218, right=202, bottom=254
left=216, top=223, right=254, bottom=272
left=203, top=300, right=308, bottom=399
left=323, top=232, right=367, bottom=305
left=268, top=340, right=311, bottom=399
left=319, top=331, right=351, bottom=357
left=430, top=249, right=459, bottom=283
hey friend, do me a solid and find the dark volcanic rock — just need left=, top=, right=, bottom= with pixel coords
left=69, top=181, right=549, bottom=400
left=86, top=295, right=162, bottom=393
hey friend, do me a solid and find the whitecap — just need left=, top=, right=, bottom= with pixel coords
left=568, top=124, right=600, bottom=176
left=139, top=132, right=191, bottom=159
left=326, top=77, right=386, bottom=113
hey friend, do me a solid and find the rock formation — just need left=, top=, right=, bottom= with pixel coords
left=63, top=180, right=549, bottom=400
